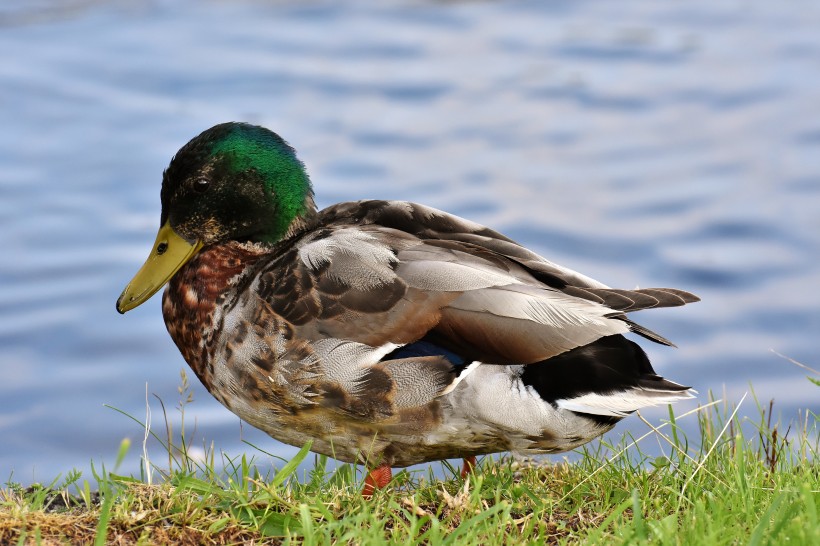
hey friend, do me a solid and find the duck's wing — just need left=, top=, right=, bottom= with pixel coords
left=259, top=200, right=697, bottom=366
left=319, top=199, right=698, bottom=315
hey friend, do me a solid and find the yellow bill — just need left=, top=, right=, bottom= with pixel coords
left=116, top=221, right=203, bottom=313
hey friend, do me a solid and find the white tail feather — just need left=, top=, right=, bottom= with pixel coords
left=556, top=388, right=696, bottom=417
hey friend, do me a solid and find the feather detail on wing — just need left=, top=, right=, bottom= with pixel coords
left=297, top=228, right=400, bottom=290
left=270, top=200, right=699, bottom=365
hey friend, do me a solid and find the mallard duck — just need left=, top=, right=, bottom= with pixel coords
left=117, top=122, right=698, bottom=496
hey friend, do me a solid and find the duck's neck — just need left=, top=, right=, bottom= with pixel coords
left=162, top=241, right=267, bottom=382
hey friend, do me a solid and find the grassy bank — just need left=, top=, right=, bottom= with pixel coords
left=2, top=388, right=818, bottom=545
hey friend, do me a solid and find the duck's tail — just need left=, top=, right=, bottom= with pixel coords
left=520, top=334, right=695, bottom=418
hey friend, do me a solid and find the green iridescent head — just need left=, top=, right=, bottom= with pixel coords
left=161, top=122, right=316, bottom=245
left=117, top=122, right=316, bottom=313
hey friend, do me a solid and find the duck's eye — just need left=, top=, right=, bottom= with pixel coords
left=194, top=178, right=210, bottom=193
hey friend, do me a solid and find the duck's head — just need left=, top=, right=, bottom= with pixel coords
left=116, top=122, right=315, bottom=314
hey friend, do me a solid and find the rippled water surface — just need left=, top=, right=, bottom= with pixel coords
left=2, top=0, right=819, bottom=481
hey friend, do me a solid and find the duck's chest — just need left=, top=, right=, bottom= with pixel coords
left=161, top=243, right=324, bottom=415
left=161, top=243, right=267, bottom=390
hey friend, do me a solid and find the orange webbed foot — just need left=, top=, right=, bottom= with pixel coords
left=362, top=464, right=392, bottom=498
left=461, top=455, right=477, bottom=479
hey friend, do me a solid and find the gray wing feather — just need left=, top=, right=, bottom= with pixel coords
left=291, top=200, right=699, bottom=360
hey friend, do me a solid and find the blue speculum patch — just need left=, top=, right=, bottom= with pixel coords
left=388, top=339, right=467, bottom=367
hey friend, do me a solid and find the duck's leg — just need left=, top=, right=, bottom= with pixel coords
left=362, top=464, right=392, bottom=498
left=461, top=455, right=477, bottom=479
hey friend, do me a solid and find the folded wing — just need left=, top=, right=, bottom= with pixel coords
left=268, top=200, right=698, bottom=366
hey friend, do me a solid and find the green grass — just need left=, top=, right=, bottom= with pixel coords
left=1, top=377, right=818, bottom=545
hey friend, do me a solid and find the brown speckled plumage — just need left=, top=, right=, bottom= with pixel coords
left=162, top=243, right=265, bottom=385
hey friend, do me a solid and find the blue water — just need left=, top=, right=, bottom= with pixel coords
left=1, top=0, right=818, bottom=484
